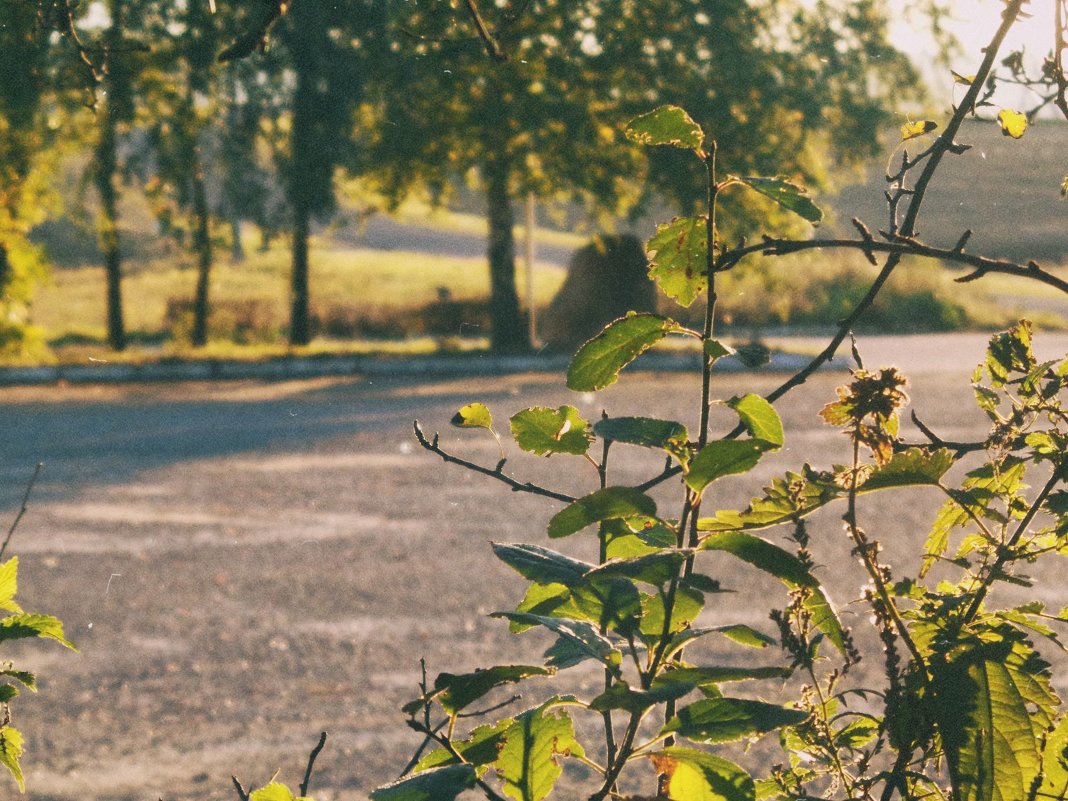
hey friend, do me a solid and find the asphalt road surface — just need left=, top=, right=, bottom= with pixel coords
left=4, top=333, right=1068, bottom=800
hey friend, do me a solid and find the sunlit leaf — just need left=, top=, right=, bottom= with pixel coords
left=249, top=783, right=309, bottom=801
left=656, top=665, right=792, bottom=688
left=434, top=665, right=554, bottom=715
left=0, top=613, right=75, bottom=649
left=493, top=612, right=622, bottom=672
left=567, top=313, right=680, bottom=391
left=997, top=109, right=1028, bottom=139
left=686, top=440, right=769, bottom=493
left=547, top=487, right=657, bottom=539
left=625, top=105, right=705, bottom=151
left=369, top=764, right=476, bottom=801
left=496, top=703, right=585, bottom=801
left=590, top=680, right=695, bottom=714
left=901, top=119, right=938, bottom=140
left=640, top=586, right=705, bottom=640
left=510, top=406, right=593, bottom=456
left=646, top=216, right=709, bottom=307
left=728, top=395, right=784, bottom=448
left=663, top=697, right=809, bottom=743
left=736, top=176, right=823, bottom=224
left=414, top=719, right=513, bottom=773
left=492, top=542, right=594, bottom=587
left=0, top=559, right=22, bottom=615
left=451, top=402, right=493, bottom=430
left=594, top=416, right=690, bottom=466
left=0, top=726, right=23, bottom=792
left=952, top=71, right=975, bottom=85
left=650, top=747, right=755, bottom=801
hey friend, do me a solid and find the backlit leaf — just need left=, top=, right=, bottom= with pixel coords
left=646, top=216, right=709, bottom=307
left=497, top=703, right=585, bottom=801
left=952, top=71, right=975, bottom=84
left=590, top=680, right=695, bottom=714
left=640, top=586, right=705, bottom=640
left=901, top=119, right=938, bottom=140
left=0, top=559, right=22, bottom=615
left=650, top=747, right=755, bottom=801
left=567, top=313, right=679, bottom=391
left=0, top=613, right=75, bottom=649
left=663, top=697, right=809, bottom=743
left=510, top=406, right=593, bottom=457
left=625, top=105, right=705, bottom=151
left=493, top=612, right=622, bottom=672
left=451, top=402, right=493, bottom=430
left=370, top=764, right=476, bottom=801
left=249, top=783, right=309, bottom=801
left=594, top=416, right=690, bottom=466
left=736, top=176, right=823, bottom=224
left=656, top=665, right=792, bottom=688
left=492, top=542, right=593, bottom=587
left=434, top=665, right=554, bottom=715
left=997, top=109, right=1028, bottom=139
left=414, top=719, right=512, bottom=772
left=860, top=448, right=954, bottom=492
left=728, top=395, right=784, bottom=448
left=686, top=440, right=769, bottom=493
left=547, top=487, right=657, bottom=539
left=0, top=726, right=23, bottom=792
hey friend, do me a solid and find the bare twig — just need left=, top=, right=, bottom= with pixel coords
left=299, top=731, right=328, bottom=797
left=413, top=422, right=576, bottom=503
left=231, top=776, right=250, bottom=801
left=462, top=0, right=507, bottom=61
left=0, top=463, right=43, bottom=562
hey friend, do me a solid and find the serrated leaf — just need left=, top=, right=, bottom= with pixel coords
left=547, top=487, right=657, bottom=539
left=663, top=697, right=809, bottom=743
left=451, top=402, right=493, bottom=429
left=590, top=680, right=695, bottom=714
left=434, top=665, right=554, bottom=715
left=686, top=440, right=769, bottom=493
left=492, top=542, right=594, bottom=587
left=0, top=726, right=24, bottom=792
left=934, top=633, right=1057, bottom=801
left=728, top=395, right=784, bottom=448
left=0, top=559, right=22, bottom=615
left=493, top=612, right=622, bottom=671
left=497, top=703, right=585, bottom=801
left=0, top=613, right=75, bottom=649
left=700, top=468, right=842, bottom=533
left=737, top=176, right=823, bottom=224
left=701, top=532, right=847, bottom=655
left=901, top=119, right=938, bottom=140
left=625, top=105, right=704, bottom=151
left=646, top=216, right=709, bottom=307
left=984, top=321, right=1035, bottom=386
left=997, top=108, right=1027, bottom=139
left=594, top=416, right=690, bottom=466
left=860, top=448, right=954, bottom=492
left=0, top=669, right=34, bottom=692
left=567, top=313, right=678, bottom=391
left=415, top=719, right=513, bottom=773
left=1037, top=714, right=1068, bottom=800
left=650, top=747, right=755, bottom=801
left=510, top=406, right=593, bottom=457
left=370, top=764, right=477, bottom=801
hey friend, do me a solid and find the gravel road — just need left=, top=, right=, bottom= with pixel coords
left=3, top=333, right=1067, bottom=800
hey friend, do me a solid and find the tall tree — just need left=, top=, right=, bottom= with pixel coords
left=373, top=0, right=924, bottom=352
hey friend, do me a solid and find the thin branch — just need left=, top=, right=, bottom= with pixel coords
left=0, top=463, right=42, bottom=562
left=463, top=0, right=507, bottom=61
left=299, top=731, right=328, bottom=798
left=413, top=422, right=576, bottom=503
left=231, top=776, right=250, bottom=801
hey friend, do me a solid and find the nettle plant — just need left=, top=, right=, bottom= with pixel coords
left=356, top=8, right=1068, bottom=801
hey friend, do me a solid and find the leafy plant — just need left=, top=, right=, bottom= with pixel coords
left=361, top=4, right=1068, bottom=800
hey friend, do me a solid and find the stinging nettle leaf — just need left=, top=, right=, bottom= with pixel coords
left=736, top=176, right=823, bottom=224
left=510, top=406, right=593, bottom=457
left=451, top=402, right=493, bottom=430
left=548, top=486, right=657, bottom=539
left=646, top=216, right=709, bottom=308
left=625, top=105, right=705, bottom=152
left=567, top=313, right=679, bottom=391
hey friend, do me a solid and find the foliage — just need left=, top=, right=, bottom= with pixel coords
left=365, top=5, right=1068, bottom=799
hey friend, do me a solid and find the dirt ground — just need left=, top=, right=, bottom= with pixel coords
left=3, top=334, right=1068, bottom=800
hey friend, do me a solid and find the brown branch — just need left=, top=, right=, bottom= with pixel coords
left=413, top=422, right=576, bottom=503
left=463, top=0, right=507, bottom=61
left=231, top=776, right=250, bottom=801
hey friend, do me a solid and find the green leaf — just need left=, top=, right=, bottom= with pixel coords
left=640, top=587, right=705, bottom=641
left=370, top=764, right=477, bottom=801
left=590, top=680, right=695, bottom=714
left=701, top=532, right=848, bottom=656
left=585, top=551, right=689, bottom=587
left=1037, top=714, right=1068, bottom=801
left=663, top=697, right=808, bottom=743
left=451, top=402, right=493, bottom=430
left=497, top=703, right=586, bottom=801
left=434, top=665, right=554, bottom=715
left=656, top=665, right=792, bottom=689
left=625, top=105, right=704, bottom=151
left=646, top=216, right=709, bottom=307
left=492, top=543, right=594, bottom=587
left=0, top=613, right=75, bottom=649
left=860, top=448, right=954, bottom=492
left=900, top=119, right=938, bottom=140
left=414, top=719, right=513, bottom=773
left=705, top=339, right=734, bottom=363
left=983, top=321, right=1035, bottom=386
left=650, top=747, right=755, bottom=801
left=510, top=406, right=593, bottom=457
left=736, top=176, right=823, bottom=224
left=547, top=487, right=657, bottom=539
left=594, top=416, right=690, bottom=466
left=934, top=633, right=1056, bottom=801
left=0, top=559, right=22, bottom=615
left=249, top=783, right=310, bottom=801
left=714, top=624, right=777, bottom=649
left=728, top=395, right=784, bottom=448
left=0, top=726, right=24, bottom=792
left=567, top=313, right=678, bottom=391
left=0, top=669, right=34, bottom=692
left=493, top=612, right=622, bottom=672
left=734, top=342, right=771, bottom=368
left=686, top=440, right=769, bottom=493
left=700, top=468, right=841, bottom=533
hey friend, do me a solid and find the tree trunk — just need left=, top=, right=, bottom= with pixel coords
left=289, top=204, right=311, bottom=345
left=485, top=160, right=529, bottom=353
left=230, top=218, right=245, bottom=262
left=95, top=90, right=125, bottom=352
left=191, top=150, right=213, bottom=347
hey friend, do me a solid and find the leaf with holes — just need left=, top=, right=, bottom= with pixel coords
left=736, top=177, right=823, bottom=224
left=650, top=747, right=755, bottom=801
left=625, top=105, right=705, bottom=152
left=510, top=406, right=593, bottom=457
left=646, top=216, right=709, bottom=307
